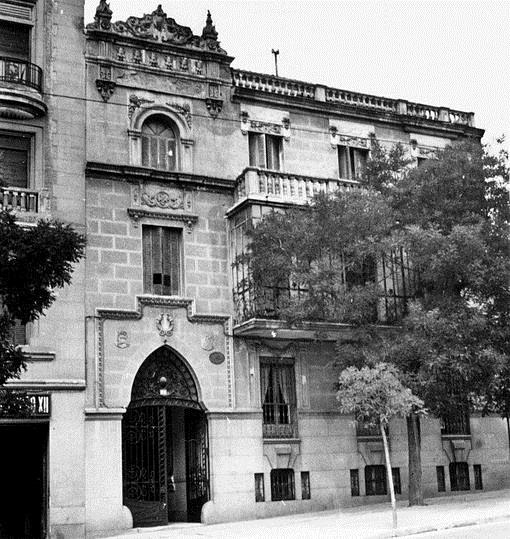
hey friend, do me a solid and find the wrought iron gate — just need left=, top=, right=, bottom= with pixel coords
left=122, top=406, right=170, bottom=527
left=185, top=409, right=210, bottom=522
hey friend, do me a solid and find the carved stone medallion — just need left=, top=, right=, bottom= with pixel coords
left=156, top=313, right=174, bottom=341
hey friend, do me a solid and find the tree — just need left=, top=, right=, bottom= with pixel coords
left=337, top=363, right=424, bottom=534
left=0, top=210, right=85, bottom=415
left=246, top=137, right=510, bottom=505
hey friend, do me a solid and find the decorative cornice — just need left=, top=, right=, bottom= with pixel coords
left=85, top=161, right=235, bottom=193
left=127, top=207, right=198, bottom=232
left=97, top=295, right=230, bottom=326
left=86, top=4, right=228, bottom=56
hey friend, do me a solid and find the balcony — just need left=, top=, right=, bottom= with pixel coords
left=233, top=69, right=476, bottom=128
left=231, top=167, right=359, bottom=210
left=0, top=187, right=47, bottom=224
left=0, top=57, right=46, bottom=119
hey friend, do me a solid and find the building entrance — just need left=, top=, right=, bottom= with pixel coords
left=122, top=347, right=209, bottom=527
left=0, top=423, right=48, bottom=539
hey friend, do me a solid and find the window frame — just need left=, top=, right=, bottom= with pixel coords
left=141, top=116, right=179, bottom=171
left=337, top=145, right=368, bottom=180
left=0, top=131, right=32, bottom=189
left=259, top=357, right=297, bottom=439
left=142, top=225, right=183, bottom=296
left=270, top=468, right=295, bottom=501
left=449, top=461, right=470, bottom=491
left=365, top=465, right=387, bottom=496
left=248, top=132, right=283, bottom=171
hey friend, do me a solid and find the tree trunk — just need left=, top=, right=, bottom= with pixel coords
left=381, top=421, right=397, bottom=536
left=407, top=413, right=424, bottom=506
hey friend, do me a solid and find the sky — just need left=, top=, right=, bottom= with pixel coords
left=84, top=0, right=509, bottom=151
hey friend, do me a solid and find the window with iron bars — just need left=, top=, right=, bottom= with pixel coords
left=441, top=409, right=470, bottom=436
left=449, top=462, right=470, bottom=491
left=260, top=358, right=297, bottom=439
left=270, top=468, right=295, bottom=501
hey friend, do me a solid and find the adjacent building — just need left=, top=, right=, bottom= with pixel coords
left=0, top=1, right=508, bottom=537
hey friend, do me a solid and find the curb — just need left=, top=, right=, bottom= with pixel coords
left=385, top=513, right=510, bottom=537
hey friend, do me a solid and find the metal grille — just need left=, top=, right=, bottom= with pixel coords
left=441, top=411, right=470, bottom=436
left=350, top=469, right=360, bottom=496
left=0, top=57, right=42, bottom=92
left=474, top=464, right=483, bottom=490
left=365, top=465, right=387, bottom=496
left=270, top=468, right=295, bottom=501
left=254, top=473, right=265, bottom=502
left=436, top=465, right=446, bottom=492
left=301, top=471, right=311, bottom=500
left=449, top=462, right=470, bottom=491
left=122, top=406, right=169, bottom=527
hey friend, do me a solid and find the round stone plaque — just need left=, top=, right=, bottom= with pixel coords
left=209, top=351, right=225, bottom=365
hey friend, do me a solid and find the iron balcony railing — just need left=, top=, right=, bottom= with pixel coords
left=0, top=56, right=43, bottom=93
left=0, top=187, right=39, bottom=213
left=441, top=412, right=471, bottom=436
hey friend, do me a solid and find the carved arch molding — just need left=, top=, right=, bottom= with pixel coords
left=130, top=347, right=201, bottom=410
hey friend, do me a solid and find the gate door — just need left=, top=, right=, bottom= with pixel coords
left=185, top=409, right=210, bottom=522
left=122, top=406, right=169, bottom=527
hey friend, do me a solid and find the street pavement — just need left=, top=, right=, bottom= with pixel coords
left=100, top=489, right=510, bottom=539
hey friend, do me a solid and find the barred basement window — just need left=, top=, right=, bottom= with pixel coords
left=270, top=468, right=295, bottom=501
left=338, top=145, right=368, bottom=180
left=365, top=465, right=387, bottom=496
left=301, top=471, right=311, bottom=500
left=436, top=466, right=446, bottom=492
left=449, top=462, right=470, bottom=491
left=350, top=469, right=360, bottom=496
left=142, top=226, right=182, bottom=296
left=474, top=465, right=483, bottom=490
left=392, top=468, right=401, bottom=495
left=260, top=358, right=297, bottom=438
left=254, top=473, right=265, bottom=502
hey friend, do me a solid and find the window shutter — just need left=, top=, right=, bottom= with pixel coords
left=338, top=146, right=348, bottom=178
left=0, top=20, right=30, bottom=59
left=142, top=226, right=153, bottom=293
left=266, top=135, right=281, bottom=171
left=9, top=319, right=26, bottom=346
left=0, top=2, right=33, bottom=21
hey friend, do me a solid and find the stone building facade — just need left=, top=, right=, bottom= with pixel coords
left=1, top=1, right=509, bottom=537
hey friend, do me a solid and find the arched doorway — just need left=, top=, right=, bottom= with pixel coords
left=122, top=347, right=209, bottom=526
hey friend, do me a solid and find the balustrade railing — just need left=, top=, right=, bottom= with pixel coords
left=233, top=69, right=315, bottom=99
left=0, top=57, right=43, bottom=92
left=0, top=187, right=39, bottom=213
left=234, top=167, right=359, bottom=205
left=233, top=69, right=474, bottom=126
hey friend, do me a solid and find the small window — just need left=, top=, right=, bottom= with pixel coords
left=301, top=471, right=311, bottom=500
left=350, top=469, right=360, bottom=497
left=416, top=157, right=428, bottom=167
left=260, top=358, right=297, bottom=438
left=141, top=117, right=178, bottom=171
left=473, top=464, right=483, bottom=490
left=248, top=133, right=282, bottom=170
left=8, top=319, right=27, bottom=346
left=365, top=465, right=387, bottom=496
left=142, top=226, right=181, bottom=295
left=338, top=145, right=368, bottom=180
left=449, top=462, right=470, bottom=491
left=0, top=134, right=31, bottom=189
left=254, top=473, right=265, bottom=502
left=436, top=466, right=446, bottom=492
left=270, top=468, right=295, bottom=501
left=392, top=468, right=401, bottom=495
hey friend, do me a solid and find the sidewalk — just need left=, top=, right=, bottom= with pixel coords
left=101, top=489, right=510, bottom=539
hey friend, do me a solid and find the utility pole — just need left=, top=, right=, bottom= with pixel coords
left=271, top=49, right=279, bottom=77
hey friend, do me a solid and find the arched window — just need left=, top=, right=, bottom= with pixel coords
left=141, top=116, right=178, bottom=171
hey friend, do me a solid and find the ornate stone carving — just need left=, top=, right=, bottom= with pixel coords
left=92, top=0, right=112, bottom=30
left=148, top=51, right=158, bottom=67
left=96, top=79, right=116, bottom=102
left=87, top=5, right=227, bottom=55
left=206, top=98, right=223, bottom=119
left=117, top=46, right=126, bottom=61
left=116, top=330, right=129, bottom=349
left=201, top=334, right=216, bottom=351
left=179, top=57, right=189, bottom=71
left=156, top=313, right=174, bottom=341
left=192, top=60, right=203, bottom=75
left=166, top=102, right=192, bottom=129
left=141, top=188, right=184, bottom=210
left=249, top=120, right=281, bottom=135
left=209, top=83, right=220, bottom=98
left=164, top=55, right=175, bottom=70
left=99, top=64, right=112, bottom=80
left=132, top=49, right=142, bottom=64
left=128, top=94, right=154, bottom=120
